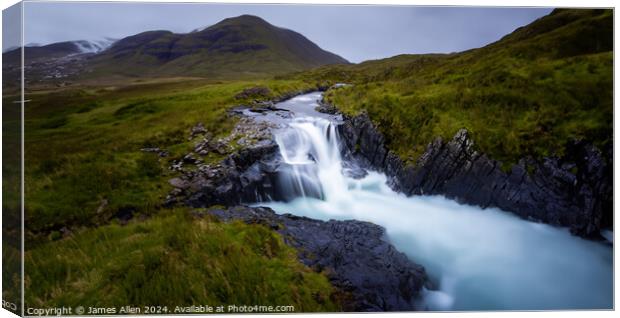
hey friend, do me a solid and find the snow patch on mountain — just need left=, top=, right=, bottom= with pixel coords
left=73, top=38, right=117, bottom=53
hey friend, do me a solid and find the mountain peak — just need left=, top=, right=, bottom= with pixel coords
left=217, top=14, right=271, bottom=26
left=207, top=14, right=273, bottom=29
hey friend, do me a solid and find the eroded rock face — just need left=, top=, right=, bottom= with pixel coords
left=166, top=139, right=281, bottom=207
left=315, top=99, right=339, bottom=114
left=338, top=113, right=613, bottom=238
left=164, top=117, right=283, bottom=207
left=206, top=205, right=428, bottom=311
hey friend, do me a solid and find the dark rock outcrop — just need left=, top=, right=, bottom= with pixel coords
left=166, top=139, right=281, bottom=207
left=206, top=205, right=428, bottom=311
left=315, top=99, right=339, bottom=114
left=338, top=112, right=613, bottom=238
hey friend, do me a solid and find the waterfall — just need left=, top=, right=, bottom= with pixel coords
left=254, top=92, right=612, bottom=311
left=273, top=117, right=349, bottom=202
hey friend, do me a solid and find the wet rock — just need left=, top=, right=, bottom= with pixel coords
left=338, top=112, right=388, bottom=168
left=315, top=99, right=339, bottom=114
left=253, top=100, right=276, bottom=109
left=339, top=113, right=613, bottom=238
left=342, top=161, right=368, bottom=179
left=229, top=139, right=278, bottom=171
left=207, top=206, right=428, bottom=311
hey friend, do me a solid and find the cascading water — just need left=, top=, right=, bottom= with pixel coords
left=251, top=92, right=613, bottom=311
left=273, top=117, right=349, bottom=202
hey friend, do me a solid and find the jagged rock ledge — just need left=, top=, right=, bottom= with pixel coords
left=204, top=205, right=428, bottom=311
left=164, top=125, right=283, bottom=207
left=337, top=112, right=613, bottom=238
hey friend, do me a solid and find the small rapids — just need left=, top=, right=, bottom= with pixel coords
left=251, top=93, right=613, bottom=311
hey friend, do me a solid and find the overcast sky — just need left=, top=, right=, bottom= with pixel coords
left=5, top=2, right=552, bottom=63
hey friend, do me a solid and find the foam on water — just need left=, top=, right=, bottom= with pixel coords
left=253, top=93, right=613, bottom=311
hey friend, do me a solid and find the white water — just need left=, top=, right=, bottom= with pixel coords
left=254, top=93, right=613, bottom=311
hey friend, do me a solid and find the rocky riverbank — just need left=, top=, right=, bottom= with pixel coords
left=164, top=87, right=611, bottom=313
left=337, top=111, right=613, bottom=238
left=203, top=205, right=428, bottom=311
left=164, top=117, right=282, bottom=207
left=165, top=86, right=333, bottom=208
left=164, top=90, right=431, bottom=311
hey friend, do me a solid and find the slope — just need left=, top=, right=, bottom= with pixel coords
left=297, top=9, right=613, bottom=168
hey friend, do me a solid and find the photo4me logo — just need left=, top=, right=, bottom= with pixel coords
left=227, top=305, right=295, bottom=313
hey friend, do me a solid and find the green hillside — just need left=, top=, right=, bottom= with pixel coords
left=6, top=78, right=337, bottom=309
left=296, top=9, right=613, bottom=167
left=88, top=15, right=348, bottom=78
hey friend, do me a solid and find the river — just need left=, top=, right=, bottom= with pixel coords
left=245, top=91, right=613, bottom=311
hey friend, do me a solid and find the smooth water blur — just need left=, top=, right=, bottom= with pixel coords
left=262, top=172, right=613, bottom=310
left=253, top=92, right=613, bottom=311
left=273, top=117, right=349, bottom=201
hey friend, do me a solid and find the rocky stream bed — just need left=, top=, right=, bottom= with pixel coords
left=157, top=86, right=613, bottom=311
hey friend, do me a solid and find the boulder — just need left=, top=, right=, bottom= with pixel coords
left=207, top=206, right=428, bottom=311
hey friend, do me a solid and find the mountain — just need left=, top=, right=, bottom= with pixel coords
left=87, top=15, right=348, bottom=78
left=3, top=41, right=82, bottom=65
left=3, top=38, right=117, bottom=65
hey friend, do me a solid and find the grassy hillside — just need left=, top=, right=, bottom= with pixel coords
left=87, top=15, right=348, bottom=79
left=1, top=77, right=340, bottom=309
left=14, top=79, right=314, bottom=235
left=296, top=9, right=613, bottom=168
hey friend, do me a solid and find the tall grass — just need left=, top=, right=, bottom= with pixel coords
left=25, top=209, right=339, bottom=311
